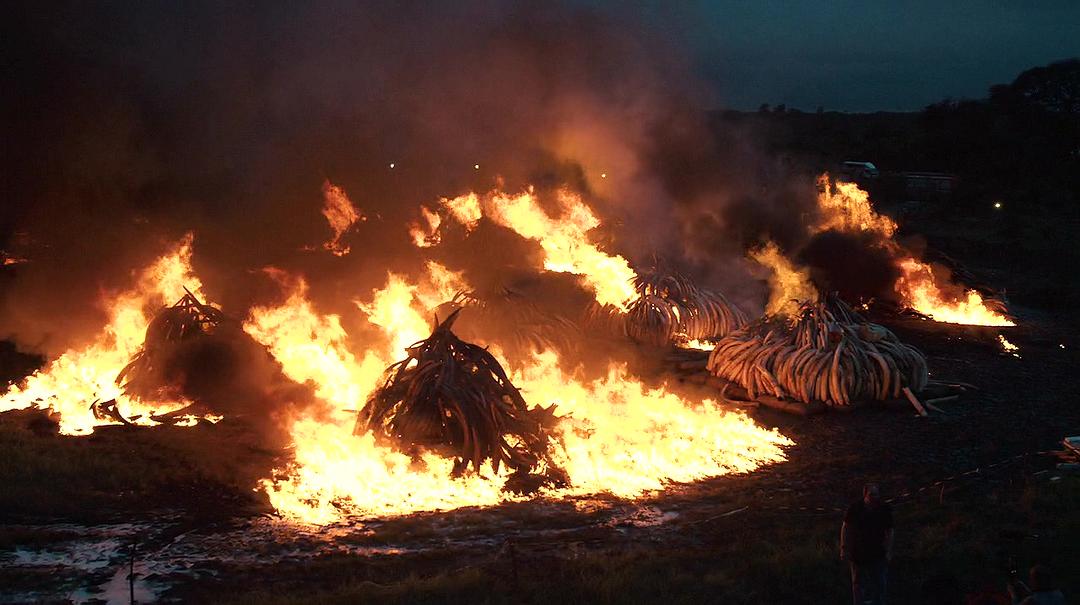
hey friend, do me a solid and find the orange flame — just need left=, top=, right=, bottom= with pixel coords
left=321, top=180, right=364, bottom=256
left=0, top=234, right=216, bottom=434
left=250, top=269, right=790, bottom=524
left=408, top=206, right=442, bottom=248
left=815, top=175, right=897, bottom=237
left=1, top=252, right=28, bottom=266
left=749, top=241, right=818, bottom=316
left=895, top=258, right=1014, bottom=326
left=808, top=175, right=1013, bottom=326
left=998, top=334, right=1020, bottom=357
left=433, top=189, right=638, bottom=311
left=443, top=192, right=482, bottom=231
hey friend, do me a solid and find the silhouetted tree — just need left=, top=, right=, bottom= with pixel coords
left=1009, top=59, right=1080, bottom=114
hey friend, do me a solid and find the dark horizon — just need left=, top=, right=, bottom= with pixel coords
left=604, top=1, right=1080, bottom=113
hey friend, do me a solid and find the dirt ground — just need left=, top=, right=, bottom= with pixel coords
left=2, top=212, right=1079, bottom=603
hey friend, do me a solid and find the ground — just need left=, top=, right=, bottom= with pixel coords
left=2, top=209, right=1079, bottom=604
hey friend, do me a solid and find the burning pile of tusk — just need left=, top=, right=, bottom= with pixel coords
left=589, top=263, right=748, bottom=346
left=356, top=309, right=565, bottom=488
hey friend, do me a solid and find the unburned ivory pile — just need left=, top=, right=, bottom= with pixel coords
left=706, top=298, right=928, bottom=407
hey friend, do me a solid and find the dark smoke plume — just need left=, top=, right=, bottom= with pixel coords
left=2, top=2, right=892, bottom=400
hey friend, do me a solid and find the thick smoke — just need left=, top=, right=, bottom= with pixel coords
left=1, top=2, right=873, bottom=388
left=797, top=230, right=901, bottom=302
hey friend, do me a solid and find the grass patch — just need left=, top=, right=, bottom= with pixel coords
left=0, top=411, right=276, bottom=521
left=204, top=475, right=1079, bottom=604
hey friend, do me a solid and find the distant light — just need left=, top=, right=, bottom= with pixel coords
left=389, top=162, right=396, bottom=169
left=474, top=164, right=480, bottom=170
left=601, top=173, right=607, bottom=179
left=993, top=201, right=1002, bottom=209
left=1061, top=343, right=1067, bottom=349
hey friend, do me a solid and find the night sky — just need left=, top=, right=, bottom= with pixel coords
left=608, top=1, right=1080, bottom=112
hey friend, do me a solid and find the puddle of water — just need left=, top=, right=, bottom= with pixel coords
left=2, top=502, right=680, bottom=603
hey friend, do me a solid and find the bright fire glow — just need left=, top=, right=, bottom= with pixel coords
left=750, top=240, right=818, bottom=316
left=998, top=334, right=1020, bottom=358
left=895, top=259, right=1015, bottom=326
left=0, top=235, right=211, bottom=434
left=1, top=251, right=28, bottom=266
left=409, top=206, right=442, bottom=248
left=243, top=272, right=382, bottom=410
left=675, top=338, right=714, bottom=351
left=810, top=175, right=1013, bottom=326
left=443, top=192, right=482, bottom=231
left=249, top=268, right=791, bottom=524
left=433, top=189, right=638, bottom=311
left=321, top=180, right=364, bottom=256
left=815, top=175, right=898, bottom=237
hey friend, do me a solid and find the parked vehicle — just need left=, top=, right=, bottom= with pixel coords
left=840, top=161, right=880, bottom=180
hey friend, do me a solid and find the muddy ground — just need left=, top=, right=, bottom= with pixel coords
left=2, top=211, right=1079, bottom=603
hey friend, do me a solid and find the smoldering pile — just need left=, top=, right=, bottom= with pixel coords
left=356, top=310, right=565, bottom=490
left=706, top=295, right=929, bottom=408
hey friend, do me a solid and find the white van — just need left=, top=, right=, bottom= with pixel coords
left=840, top=161, right=880, bottom=180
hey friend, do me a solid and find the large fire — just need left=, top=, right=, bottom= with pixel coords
left=420, top=188, right=639, bottom=311
left=2, top=172, right=1012, bottom=526
left=236, top=251, right=789, bottom=523
left=802, top=176, right=1014, bottom=326
left=894, top=259, right=1014, bottom=326
left=0, top=235, right=213, bottom=434
left=248, top=274, right=790, bottom=523
left=750, top=240, right=817, bottom=316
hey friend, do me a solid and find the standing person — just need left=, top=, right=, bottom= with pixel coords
left=841, top=483, right=894, bottom=605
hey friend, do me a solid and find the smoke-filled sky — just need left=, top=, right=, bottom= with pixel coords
left=0, top=0, right=1059, bottom=355
left=587, top=0, right=1080, bottom=111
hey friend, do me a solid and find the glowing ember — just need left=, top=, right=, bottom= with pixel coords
left=1, top=251, right=28, bottom=266
left=0, top=235, right=212, bottom=434
left=998, top=334, right=1020, bottom=357
left=321, top=180, right=364, bottom=256
left=750, top=241, right=818, bottom=316
left=675, top=337, right=714, bottom=351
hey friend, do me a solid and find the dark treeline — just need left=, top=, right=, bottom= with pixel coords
left=715, top=58, right=1080, bottom=210
left=715, top=59, right=1080, bottom=309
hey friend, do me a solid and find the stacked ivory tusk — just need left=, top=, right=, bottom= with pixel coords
left=706, top=296, right=928, bottom=407
left=588, top=264, right=748, bottom=346
left=435, top=290, right=583, bottom=366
